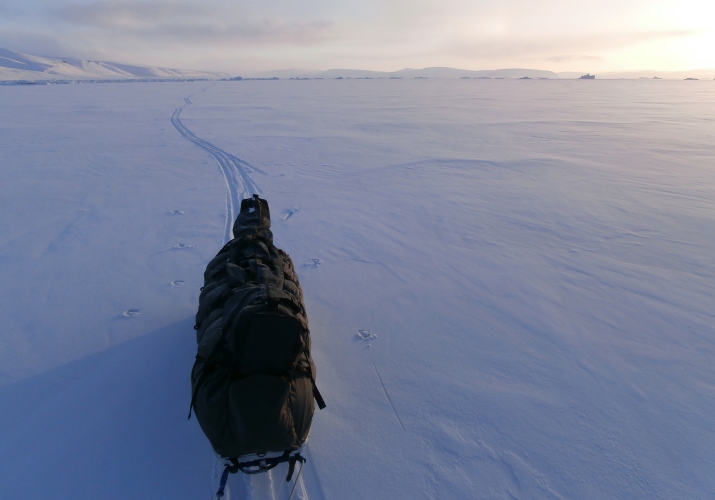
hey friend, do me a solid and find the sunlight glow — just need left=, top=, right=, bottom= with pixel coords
left=636, top=1, right=715, bottom=69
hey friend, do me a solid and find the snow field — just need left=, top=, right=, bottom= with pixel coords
left=1, top=78, right=714, bottom=499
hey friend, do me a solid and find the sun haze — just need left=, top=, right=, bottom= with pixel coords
left=0, top=0, right=713, bottom=73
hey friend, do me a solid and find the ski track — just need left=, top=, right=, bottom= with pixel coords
left=221, top=445, right=325, bottom=500
left=373, top=362, right=406, bottom=431
left=300, top=446, right=326, bottom=500
left=171, top=93, right=262, bottom=242
left=172, top=93, right=325, bottom=500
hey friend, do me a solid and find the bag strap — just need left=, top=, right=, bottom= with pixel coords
left=215, top=451, right=307, bottom=498
left=304, top=350, right=327, bottom=410
left=313, top=384, right=327, bottom=410
left=216, top=460, right=239, bottom=498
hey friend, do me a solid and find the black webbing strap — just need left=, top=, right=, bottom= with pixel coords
left=216, top=461, right=239, bottom=498
left=304, top=350, right=327, bottom=410
left=286, top=453, right=306, bottom=482
left=235, top=451, right=291, bottom=475
left=313, top=384, right=327, bottom=410
left=215, top=451, right=306, bottom=496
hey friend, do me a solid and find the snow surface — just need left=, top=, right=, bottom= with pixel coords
left=0, top=48, right=229, bottom=81
left=1, top=79, right=714, bottom=499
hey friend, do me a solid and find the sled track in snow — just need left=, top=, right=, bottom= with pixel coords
left=299, top=446, right=327, bottom=500
left=237, top=447, right=325, bottom=500
left=171, top=95, right=263, bottom=241
left=173, top=94, right=325, bottom=500
left=212, top=447, right=323, bottom=500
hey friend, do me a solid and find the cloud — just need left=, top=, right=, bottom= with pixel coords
left=0, top=29, right=76, bottom=58
left=152, top=20, right=334, bottom=45
left=543, top=54, right=606, bottom=63
left=57, top=1, right=208, bottom=30
left=444, top=29, right=701, bottom=62
left=1, top=0, right=710, bottom=72
left=52, top=1, right=334, bottom=46
left=0, top=2, right=29, bottom=18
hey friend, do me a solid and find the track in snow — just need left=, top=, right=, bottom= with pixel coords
left=172, top=94, right=324, bottom=500
left=235, top=448, right=325, bottom=500
left=208, top=448, right=323, bottom=499
left=171, top=95, right=263, bottom=242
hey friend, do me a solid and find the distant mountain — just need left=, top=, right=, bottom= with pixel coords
left=4, top=47, right=713, bottom=82
left=0, top=48, right=230, bottom=81
left=603, top=69, right=715, bottom=80
left=557, top=69, right=715, bottom=80
left=250, top=66, right=715, bottom=80
left=243, top=67, right=559, bottom=79
left=248, top=67, right=715, bottom=81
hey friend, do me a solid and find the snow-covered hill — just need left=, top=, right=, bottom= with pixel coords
left=0, top=78, right=714, bottom=499
left=0, top=48, right=229, bottom=81
left=241, top=67, right=559, bottom=79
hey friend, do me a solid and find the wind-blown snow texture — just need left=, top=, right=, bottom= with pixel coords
left=0, top=79, right=714, bottom=499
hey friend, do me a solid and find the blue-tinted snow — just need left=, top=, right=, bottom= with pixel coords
left=0, top=79, right=714, bottom=499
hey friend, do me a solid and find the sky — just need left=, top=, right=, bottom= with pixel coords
left=1, top=0, right=714, bottom=73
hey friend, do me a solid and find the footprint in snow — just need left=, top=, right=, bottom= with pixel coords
left=356, top=329, right=377, bottom=341
left=173, top=243, right=194, bottom=250
left=303, top=258, right=323, bottom=268
left=123, top=308, right=141, bottom=318
left=170, top=280, right=185, bottom=286
left=281, top=207, right=301, bottom=220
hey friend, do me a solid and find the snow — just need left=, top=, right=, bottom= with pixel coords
left=0, top=48, right=229, bottom=81
left=1, top=78, right=714, bottom=499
